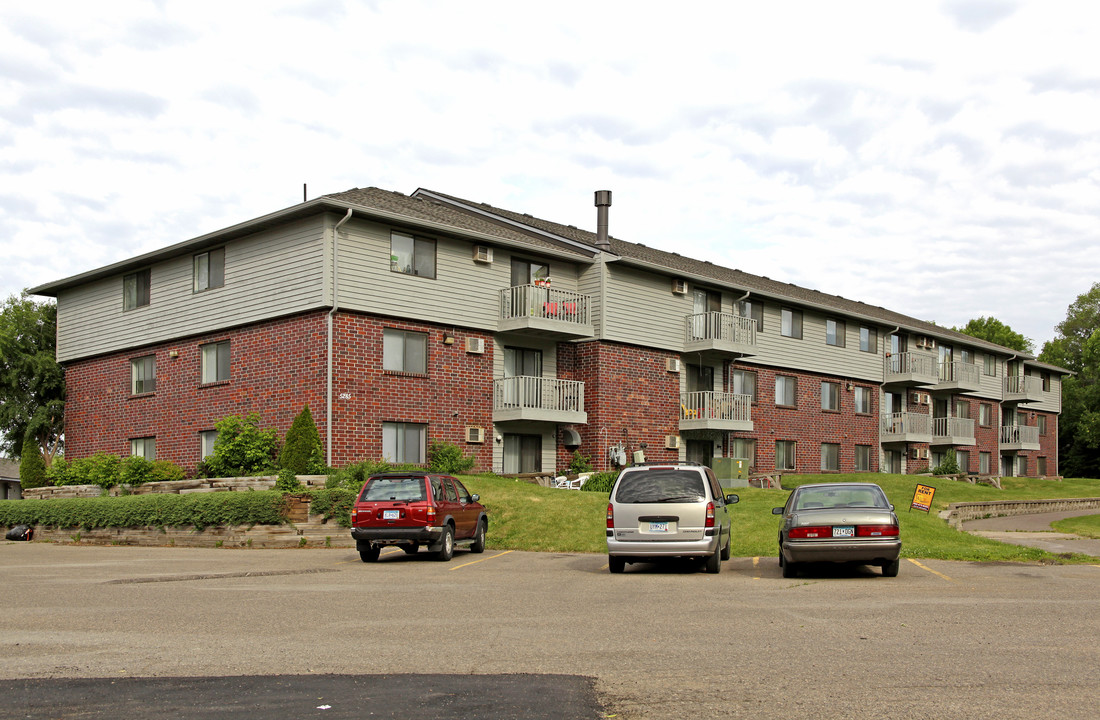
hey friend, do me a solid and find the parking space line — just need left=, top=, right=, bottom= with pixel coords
left=752, top=556, right=761, bottom=579
left=450, top=550, right=512, bottom=570
left=907, top=558, right=957, bottom=583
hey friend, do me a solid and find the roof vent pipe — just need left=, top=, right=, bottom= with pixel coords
left=594, top=190, right=612, bottom=252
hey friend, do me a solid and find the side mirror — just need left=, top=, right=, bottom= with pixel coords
left=771, top=507, right=784, bottom=515
left=470, top=494, right=480, bottom=502
left=725, top=494, right=739, bottom=504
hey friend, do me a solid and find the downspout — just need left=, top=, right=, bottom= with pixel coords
left=1000, top=353, right=1017, bottom=475
left=327, top=208, right=354, bottom=467
left=881, top=326, right=899, bottom=472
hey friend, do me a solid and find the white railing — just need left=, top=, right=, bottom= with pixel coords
left=880, top=412, right=932, bottom=435
left=684, top=312, right=757, bottom=346
left=1003, top=375, right=1039, bottom=396
left=494, top=376, right=584, bottom=413
left=884, top=352, right=938, bottom=380
left=680, top=391, right=752, bottom=422
left=499, top=285, right=590, bottom=325
left=939, top=361, right=980, bottom=385
left=933, top=416, right=975, bottom=439
left=1000, top=425, right=1039, bottom=445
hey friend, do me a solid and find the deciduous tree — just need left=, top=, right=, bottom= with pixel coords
left=953, top=316, right=1033, bottom=353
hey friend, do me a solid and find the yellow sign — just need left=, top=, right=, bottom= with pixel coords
left=911, top=483, right=936, bottom=513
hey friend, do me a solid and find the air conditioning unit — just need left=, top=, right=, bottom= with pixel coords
left=672, top=278, right=688, bottom=295
left=465, top=337, right=485, bottom=354
left=910, top=447, right=928, bottom=460
left=665, top=435, right=681, bottom=450
left=911, top=392, right=922, bottom=404
left=472, top=245, right=493, bottom=263
left=465, top=426, right=485, bottom=444
left=923, top=393, right=932, bottom=404
left=666, top=357, right=681, bottom=373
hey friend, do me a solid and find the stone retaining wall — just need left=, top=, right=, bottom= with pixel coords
left=21, top=475, right=330, bottom=499
left=943, top=497, right=1100, bottom=528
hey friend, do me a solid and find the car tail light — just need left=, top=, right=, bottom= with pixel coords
left=789, top=526, right=832, bottom=539
left=606, top=503, right=615, bottom=529
left=426, top=506, right=436, bottom=523
left=705, top=501, right=716, bottom=528
left=856, top=525, right=900, bottom=537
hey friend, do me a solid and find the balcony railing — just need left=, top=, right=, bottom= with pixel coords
left=879, top=411, right=932, bottom=442
left=493, top=376, right=587, bottom=424
left=933, top=361, right=982, bottom=392
left=498, top=285, right=593, bottom=337
left=999, top=424, right=1039, bottom=450
left=883, top=352, right=938, bottom=386
left=931, top=416, right=975, bottom=446
left=679, top=391, right=753, bottom=431
left=1003, top=375, right=1044, bottom=403
left=683, top=312, right=757, bottom=356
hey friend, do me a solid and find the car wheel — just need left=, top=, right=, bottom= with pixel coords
left=882, top=558, right=900, bottom=577
left=704, top=550, right=721, bottom=574
left=781, top=559, right=798, bottom=578
left=721, top=534, right=731, bottom=561
left=471, top=520, right=487, bottom=554
left=436, top=526, right=454, bottom=561
left=359, top=545, right=380, bottom=563
left=401, top=544, right=419, bottom=555
left=608, top=555, right=625, bottom=574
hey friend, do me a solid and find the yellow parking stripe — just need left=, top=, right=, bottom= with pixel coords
left=752, top=556, right=761, bottom=580
left=450, top=550, right=512, bottom=570
left=907, top=558, right=956, bottom=583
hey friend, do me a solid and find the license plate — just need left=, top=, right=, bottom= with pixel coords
left=649, top=521, right=668, bottom=532
left=833, top=526, right=855, bottom=537
left=383, top=510, right=400, bottom=520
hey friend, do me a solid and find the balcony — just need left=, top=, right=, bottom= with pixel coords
left=679, top=391, right=753, bottom=432
left=931, top=417, right=976, bottom=446
left=498, top=285, right=594, bottom=339
left=1003, top=375, right=1043, bottom=404
left=683, top=312, right=757, bottom=358
left=883, top=352, right=938, bottom=386
left=1000, top=424, right=1039, bottom=451
left=931, top=361, right=982, bottom=393
left=493, top=376, right=587, bottom=424
left=879, top=412, right=932, bottom=443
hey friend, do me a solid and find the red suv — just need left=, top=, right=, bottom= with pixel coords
left=350, top=473, right=488, bottom=562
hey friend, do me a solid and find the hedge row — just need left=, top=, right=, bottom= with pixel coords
left=0, top=491, right=289, bottom=531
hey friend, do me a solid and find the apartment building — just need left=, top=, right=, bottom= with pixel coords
left=30, top=187, right=1067, bottom=478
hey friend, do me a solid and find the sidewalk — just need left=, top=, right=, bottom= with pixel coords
left=962, top=509, right=1100, bottom=557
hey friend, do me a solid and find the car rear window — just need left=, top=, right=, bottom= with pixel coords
left=361, top=476, right=426, bottom=502
left=614, top=470, right=707, bottom=503
left=794, top=486, right=889, bottom=510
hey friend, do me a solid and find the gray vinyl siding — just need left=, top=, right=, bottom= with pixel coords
left=1026, top=370, right=1062, bottom=413
left=603, top=265, right=691, bottom=350
left=492, top=337, right=559, bottom=379
left=336, top=218, right=581, bottom=331
left=744, top=304, right=884, bottom=382
left=577, top=260, right=604, bottom=338
left=55, top=217, right=326, bottom=362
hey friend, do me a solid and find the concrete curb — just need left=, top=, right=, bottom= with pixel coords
left=941, top=497, right=1100, bottom=528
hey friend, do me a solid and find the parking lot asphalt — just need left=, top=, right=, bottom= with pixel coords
left=2, top=543, right=1099, bottom=719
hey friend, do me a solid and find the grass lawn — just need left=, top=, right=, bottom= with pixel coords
left=1051, top=514, right=1100, bottom=539
left=463, top=473, right=1100, bottom=563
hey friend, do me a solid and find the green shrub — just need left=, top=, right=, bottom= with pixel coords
left=325, top=459, right=420, bottom=489
left=279, top=405, right=325, bottom=474
left=19, top=444, right=49, bottom=489
left=275, top=466, right=305, bottom=493
left=932, top=449, right=961, bottom=476
left=580, top=471, right=617, bottom=494
left=308, top=487, right=358, bottom=527
left=148, top=460, right=187, bottom=484
left=202, top=413, right=279, bottom=478
left=568, top=450, right=593, bottom=475
left=48, top=453, right=121, bottom=488
left=428, top=441, right=475, bottom=474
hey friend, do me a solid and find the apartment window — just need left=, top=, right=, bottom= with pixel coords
left=1019, top=456, right=1029, bottom=477
left=855, top=445, right=872, bottom=472
left=193, top=247, right=225, bottom=292
left=1042, top=373, right=1051, bottom=392
left=200, top=340, right=231, bottom=384
left=130, top=437, right=156, bottom=460
left=737, top=299, right=763, bottom=331
left=854, top=386, right=872, bottom=414
left=390, top=231, right=436, bottom=278
left=826, top=319, right=845, bottom=347
left=775, top=375, right=797, bottom=407
left=956, top=400, right=970, bottom=420
left=130, top=355, right=156, bottom=394
left=732, top=370, right=757, bottom=402
left=731, top=438, right=755, bottom=465
left=983, top=354, right=997, bottom=376
left=510, top=258, right=549, bottom=286
left=979, top=403, right=992, bottom=427
left=820, top=443, right=840, bottom=471
left=776, top=441, right=796, bottom=471
left=200, top=430, right=218, bottom=460
left=960, top=348, right=972, bottom=364
left=1037, top=415, right=1048, bottom=435
left=859, top=326, right=877, bottom=353
left=1037, top=457, right=1047, bottom=476
left=382, top=422, right=426, bottom=464
left=383, top=329, right=428, bottom=374
left=956, top=450, right=970, bottom=472
left=781, top=308, right=802, bottom=339
left=123, top=269, right=150, bottom=310
left=980, top=451, right=991, bottom=474
left=821, top=381, right=840, bottom=411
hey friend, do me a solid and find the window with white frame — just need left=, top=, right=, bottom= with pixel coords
left=956, top=450, right=970, bottom=472
left=200, top=430, right=218, bottom=460
left=854, top=386, right=872, bottom=414
left=123, top=269, right=150, bottom=310
left=200, top=340, right=231, bottom=384
left=732, top=369, right=757, bottom=402
left=382, top=422, right=426, bottom=464
left=855, top=445, right=872, bottom=472
left=130, top=355, right=156, bottom=394
left=130, top=437, right=156, bottom=460
left=775, top=375, right=797, bottom=407
left=193, top=247, right=225, bottom=292
left=781, top=308, right=802, bottom=339
left=826, top=318, right=845, bottom=347
left=390, top=231, right=436, bottom=278
left=821, top=381, right=840, bottom=411
left=383, top=329, right=428, bottom=374
left=859, top=326, right=877, bottom=353
left=776, top=440, right=796, bottom=471
left=820, top=443, right=840, bottom=471
left=956, top=400, right=970, bottom=419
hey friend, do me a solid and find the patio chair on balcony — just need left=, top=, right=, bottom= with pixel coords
left=681, top=403, right=698, bottom=419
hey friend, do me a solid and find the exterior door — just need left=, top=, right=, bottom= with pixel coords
left=503, top=434, right=541, bottom=474
left=691, top=289, right=720, bottom=338
left=686, top=439, right=713, bottom=468
left=504, top=347, right=542, bottom=407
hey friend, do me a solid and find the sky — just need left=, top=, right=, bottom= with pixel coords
left=2, top=0, right=1098, bottom=353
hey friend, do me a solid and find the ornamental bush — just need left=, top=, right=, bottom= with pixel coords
left=202, top=413, right=279, bottom=478
left=932, top=449, right=961, bottom=476
left=279, top=405, right=325, bottom=474
left=580, top=471, right=617, bottom=494
left=18, top=443, right=48, bottom=490
left=427, top=441, right=475, bottom=474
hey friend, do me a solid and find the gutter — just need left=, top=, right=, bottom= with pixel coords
left=326, top=208, right=354, bottom=467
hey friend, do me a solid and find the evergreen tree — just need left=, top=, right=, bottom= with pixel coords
left=279, top=405, right=323, bottom=474
left=18, top=435, right=49, bottom=489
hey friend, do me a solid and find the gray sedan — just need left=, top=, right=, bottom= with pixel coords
left=772, top=482, right=901, bottom=578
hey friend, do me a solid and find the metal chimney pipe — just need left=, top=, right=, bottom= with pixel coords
left=594, top=190, right=612, bottom=251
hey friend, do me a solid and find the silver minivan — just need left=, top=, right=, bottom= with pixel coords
left=605, top=462, right=739, bottom=574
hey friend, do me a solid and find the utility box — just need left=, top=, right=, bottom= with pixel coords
left=713, top=458, right=750, bottom=488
